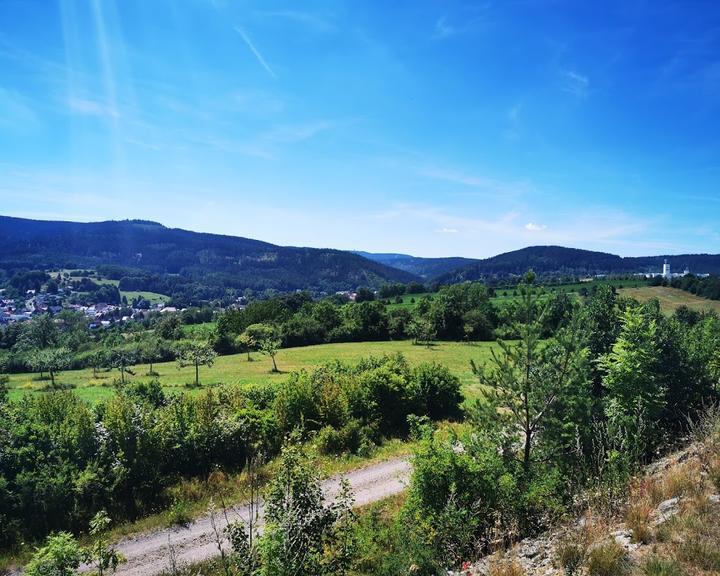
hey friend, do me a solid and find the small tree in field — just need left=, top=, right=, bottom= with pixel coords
left=472, top=273, right=588, bottom=474
left=30, top=347, right=72, bottom=388
left=259, top=336, right=281, bottom=373
left=139, top=337, right=163, bottom=376
left=236, top=331, right=256, bottom=362
left=90, top=348, right=108, bottom=379
left=177, top=340, right=217, bottom=386
left=244, top=323, right=281, bottom=372
left=409, top=317, right=436, bottom=348
left=108, top=347, right=137, bottom=384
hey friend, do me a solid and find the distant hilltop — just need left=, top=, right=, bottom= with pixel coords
left=0, top=216, right=718, bottom=294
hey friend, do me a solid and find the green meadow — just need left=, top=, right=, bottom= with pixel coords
left=7, top=339, right=497, bottom=404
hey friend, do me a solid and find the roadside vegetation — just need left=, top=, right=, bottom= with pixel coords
left=2, top=272, right=720, bottom=575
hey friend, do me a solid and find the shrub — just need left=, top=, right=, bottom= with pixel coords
left=519, top=468, right=566, bottom=533
left=412, top=362, right=462, bottom=421
left=316, top=420, right=375, bottom=455
left=25, top=532, right=82, bottom=576
left=586, top=540, right=629, bottom=576
left=167, top=498, right=191, bottom=527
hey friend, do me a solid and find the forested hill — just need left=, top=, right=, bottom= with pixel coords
left=434, top=245, right=720, bottom=283
left=0, top=216, right=419, bottom=293
left=352, top=251, right=480, bottom=279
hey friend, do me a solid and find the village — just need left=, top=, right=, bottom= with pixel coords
left=0, top=284, right=179, bottom=326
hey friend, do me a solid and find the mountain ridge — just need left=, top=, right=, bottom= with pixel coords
left=2, top=216, right=719, bottom=298
left=0, top=215, right=419, bottom=295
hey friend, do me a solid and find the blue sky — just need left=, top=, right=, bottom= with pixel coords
left=1, top=0, right=719, bottom=258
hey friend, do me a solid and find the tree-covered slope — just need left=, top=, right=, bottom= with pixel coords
left=0, top=216, right=419, bottom=292
left=434, top=245, right=720, bottom=283
left=352, top=251, right=480, bottom=279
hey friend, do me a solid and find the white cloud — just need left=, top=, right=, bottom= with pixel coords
left=437, top=227, right=459, bottom=234
left=559, top=70, right=589, bottom=97
left=525, top=222, right=547, bottom=231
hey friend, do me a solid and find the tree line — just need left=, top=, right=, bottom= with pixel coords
left=0, top=353, right=461, bottom=550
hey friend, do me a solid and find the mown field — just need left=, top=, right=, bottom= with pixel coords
left=618, top=285, right=720, bottom=314
left=53, top=269, right=169, bottom=304
left=7, top=340, right=497, bottom=404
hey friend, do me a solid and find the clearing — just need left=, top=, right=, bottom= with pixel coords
left=7, top=340, right=497, bottom=404
left=618, top=285, right=720, bottom=314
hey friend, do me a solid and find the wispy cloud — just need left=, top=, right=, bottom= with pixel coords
left=559, top=69, right=589, bottom=97
left=263, top=121, right=331, bottom=144
left=432, top=5, right=492, bottom=40
left=503, top=102, right=523, bottom=140
left=525, top=222, right=547, bottom=231
left=433, top=17, right=456, bottom=39
left=255, top=10, right=337, bottom=33
left=418, top=166, right=533, bottom=196
left=234, top=27, right=277, bottom=79
left=67, top=95, right=119, bottom=118
left=0, top=87, right=39, bottom=129
left=437, top=227, right=459, bottom=234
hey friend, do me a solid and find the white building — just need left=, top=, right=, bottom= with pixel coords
left=662, top=259, right=671, bottom=279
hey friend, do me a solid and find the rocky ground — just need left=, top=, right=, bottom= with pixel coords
left=451, top=438, right=720, bottom=575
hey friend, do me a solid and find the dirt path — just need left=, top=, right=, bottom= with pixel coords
left=83, top=457, right=411, bottom=576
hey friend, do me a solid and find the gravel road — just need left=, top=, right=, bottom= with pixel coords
left=82, top=457, right=411, bottom=576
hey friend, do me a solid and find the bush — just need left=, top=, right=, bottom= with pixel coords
left=167, top=498, right=191, bottom=527
left=316, top=420, right=376, bottom=455
left=25, top=532, right=82, bottom=576
left=412, top=362, right=462, bottom=421
left=405, top=430, right=519, bottom=563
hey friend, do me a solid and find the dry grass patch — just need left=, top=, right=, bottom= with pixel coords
left=659, top=462, right=702, bottom=500
left=586, top=540, right=630, bottom=576
left=488, top=558, right=525, bottom=576
left=640, top=555, right=682, bottom=576
left=555, top=533, right=586, bottom=575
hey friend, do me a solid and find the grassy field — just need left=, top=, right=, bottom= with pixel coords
left=7, top=340, right=497, bottom=404
left=120, top=290, right=169, bottom=305
left=51, top=269, right=169, bottom=305
left=618, top=285, right=720, bottom=314
left=383, top=292, right=434, bottom=309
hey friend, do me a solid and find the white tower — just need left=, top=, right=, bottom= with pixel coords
left=662, top=259, right=671, bottom=279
